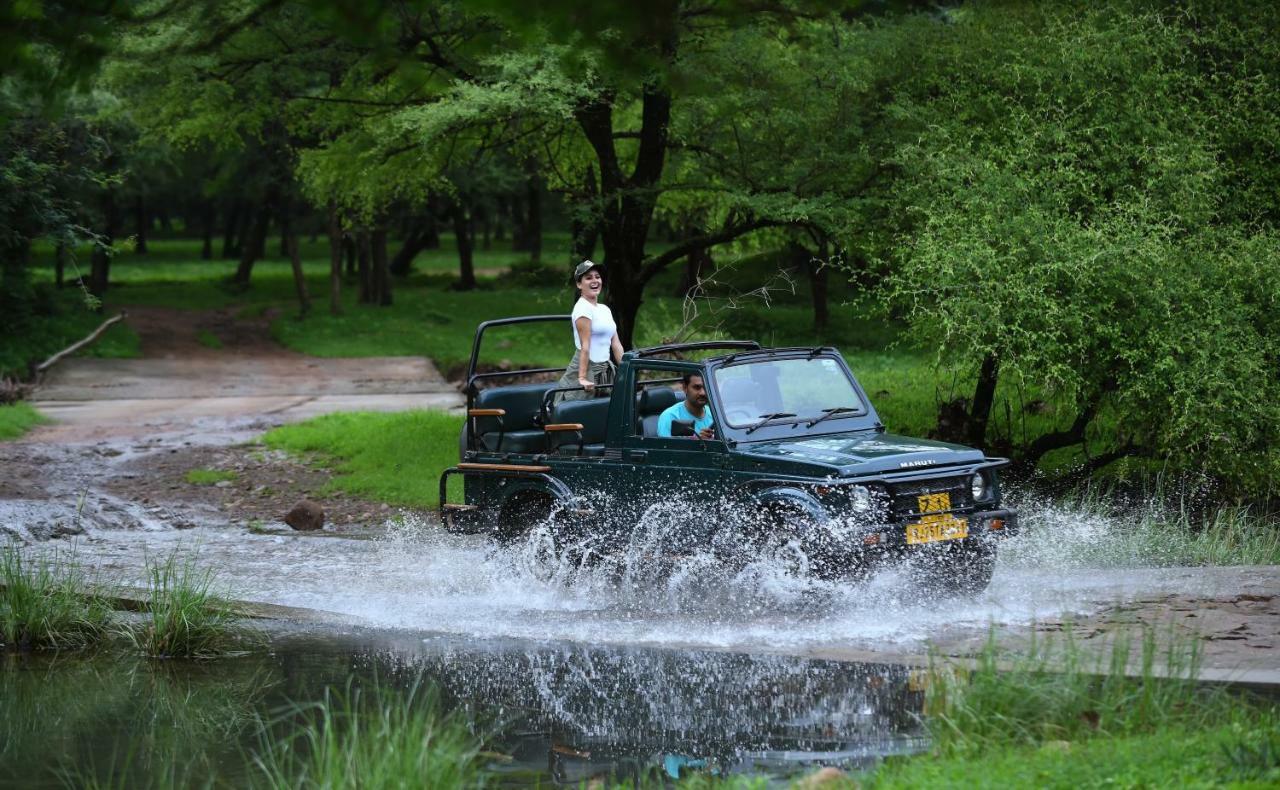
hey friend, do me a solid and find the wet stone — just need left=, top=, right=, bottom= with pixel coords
left=285, top=500, right=325, bottom=531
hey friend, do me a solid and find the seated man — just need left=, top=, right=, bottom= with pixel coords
left=657, top=372, right=715, bottom=439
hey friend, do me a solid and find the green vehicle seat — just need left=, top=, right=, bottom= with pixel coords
left=547, top=398, right=610, bottom=455
left=472, top=382, right=553, bottom=453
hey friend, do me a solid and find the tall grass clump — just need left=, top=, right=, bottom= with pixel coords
left=124, top=553, right=245, bottom=659
left=921, top=627, right=1253, bottom=756
left=1007, top=478, right=1280, bottom=569
left=252, top=679, right=488, bottom=789
left=0, top=547, right=111, bottom=651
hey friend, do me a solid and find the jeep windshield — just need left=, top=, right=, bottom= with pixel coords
left=712, top=356, right=867, bottom=430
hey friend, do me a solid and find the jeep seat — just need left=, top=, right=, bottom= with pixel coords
left=637, top=387, right=681, bottom=437
left=471, top=382, right=553, bottom=453
left=547, top=398, right=610, bottom=455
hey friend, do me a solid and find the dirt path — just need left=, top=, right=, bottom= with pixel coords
left=3, top=306, right=461, bottom=539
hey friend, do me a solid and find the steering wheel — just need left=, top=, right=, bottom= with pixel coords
left=726, top=408, right=755, bottom=426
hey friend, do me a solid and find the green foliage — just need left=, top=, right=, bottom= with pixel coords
left=0, top=403, right=48, bottom=440
left=0, top=286, right=140, bottom=378
left=880, top=1, right=1280, bottom=493
left=184, top=468, right=236, bottom=485
left=194, top=330, right=222, bottom=349
left=0, top=547, right=111, bottom=651
left=123, top=553, right=246, bottom=659
left=251, top=679, right=488, bottom=789
left=261, top=411, right=466, bottom=508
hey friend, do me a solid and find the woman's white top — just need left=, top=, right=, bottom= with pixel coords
left=571, top=297, right=617, bottom=363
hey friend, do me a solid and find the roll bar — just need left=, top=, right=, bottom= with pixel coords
left=464, top=315, right=569, bottom=395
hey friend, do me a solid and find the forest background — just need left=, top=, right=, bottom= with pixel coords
left=2, top=0, right=1277, bottom=500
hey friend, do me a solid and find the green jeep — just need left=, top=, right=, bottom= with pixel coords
left=440, top=316, right=1018, bottom=594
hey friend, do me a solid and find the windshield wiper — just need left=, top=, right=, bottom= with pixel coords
left=805, top=406, right=859, bottom=428
left=744, top=412, right=797, bottom=434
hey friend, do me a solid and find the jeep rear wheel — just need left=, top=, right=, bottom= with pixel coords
left=497, top=492, right=554, bottom=543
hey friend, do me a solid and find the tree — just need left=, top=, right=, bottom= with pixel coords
left=880, top=1, right=1280, bottom=491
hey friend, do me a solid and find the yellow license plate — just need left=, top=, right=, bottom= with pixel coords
left=906, top=492, right=968, bottom=545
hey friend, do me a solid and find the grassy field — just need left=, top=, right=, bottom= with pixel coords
left=261, top=410, right=466, bottom=508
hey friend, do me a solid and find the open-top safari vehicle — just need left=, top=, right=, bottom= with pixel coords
left=440, top=316, right=1018, bottom=594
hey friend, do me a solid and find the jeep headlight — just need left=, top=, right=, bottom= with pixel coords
left=850, top=485, right=872, bottom=513
left=970, top=473, right=988, bottom=502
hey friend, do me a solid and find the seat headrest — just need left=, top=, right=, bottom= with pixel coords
left=639, top=387, right=681, bottom=415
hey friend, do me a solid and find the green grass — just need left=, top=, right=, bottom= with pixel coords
left=195, top=330, right=223, bottom=349
left=122, top=553, right=247, bottom=659
left=0, top=402, right=49, bottom=440
left=251, top=678, right=488, bottom=789
left=860, top=629, right=1279, bottom=788
left=922, top=629, right=1215, bottom=754
left=0, top=547, right=112, bottom=651
left=261, top=411, right=464, bottom=507
left=184, top=468, right=238, bottom=485
left=867, top=721, right=1280, bottom=788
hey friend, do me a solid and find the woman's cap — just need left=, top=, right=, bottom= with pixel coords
left=574, top=260, right=603, bottom=279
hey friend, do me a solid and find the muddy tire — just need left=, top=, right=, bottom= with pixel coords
left=913, top=539, right=996, bottom=597
left=497, top=492, right=554, bottom=543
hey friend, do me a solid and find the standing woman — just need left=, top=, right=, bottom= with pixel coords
left=556, top=260, right=624, bottom=402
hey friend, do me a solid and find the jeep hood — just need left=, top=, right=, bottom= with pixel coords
left=738, top=431, right=986, bottom=476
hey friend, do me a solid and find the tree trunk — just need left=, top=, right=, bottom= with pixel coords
left=343, top=235, right=356, bottom=277
left=525, top=166, right=543, bottom=263
left=452, top=204, right=477, bottom=291
left=356, top=230, right=373, bottom=303
left=133, top=194, right=148, bottom=255
left=287, top=230, right=311, bottom=317
left=278, top=201, right=291, bottom=258
left=200, top=202, right=215, bottom=260
left=575, top=81, right=673, bottom=347
left=221, top=200, right=242, bottom=259
left=389, top=217, right=437, bottom=277
left=569, top=169, right=599, bottom=263
left=371, top=227, right=392, bottom=306
left=674, top=245, right=713, bottom=298
left=967, top=353, right=1000, bottom=448
left=794, top=242, right=829, bottom=333
left=232, top=199, right=271, bottom=287
left=90, top=189, right=117, bottom=297
left=326, top=201, right=343, bottom=315
left=478, top=206, right=491, bottom=251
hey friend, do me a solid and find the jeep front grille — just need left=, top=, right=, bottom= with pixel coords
left=887, top=476, right=973, bottom=519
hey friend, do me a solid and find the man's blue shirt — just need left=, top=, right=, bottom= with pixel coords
left=657, top=401, right=714, bottom=437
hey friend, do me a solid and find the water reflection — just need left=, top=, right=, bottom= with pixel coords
left=0, top=631, right=927, bottom=787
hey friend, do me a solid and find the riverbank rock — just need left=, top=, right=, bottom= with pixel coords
left=284, top=500, right=324, bottom=531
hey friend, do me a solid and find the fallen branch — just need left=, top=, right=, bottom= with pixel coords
left=36, top=311, right=128, bottom=374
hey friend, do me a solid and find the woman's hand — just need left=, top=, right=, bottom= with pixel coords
left=578, top=377, right=595, bottom=392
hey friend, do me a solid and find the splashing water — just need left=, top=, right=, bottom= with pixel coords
left=44, top=482, right=1242, bottom=654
